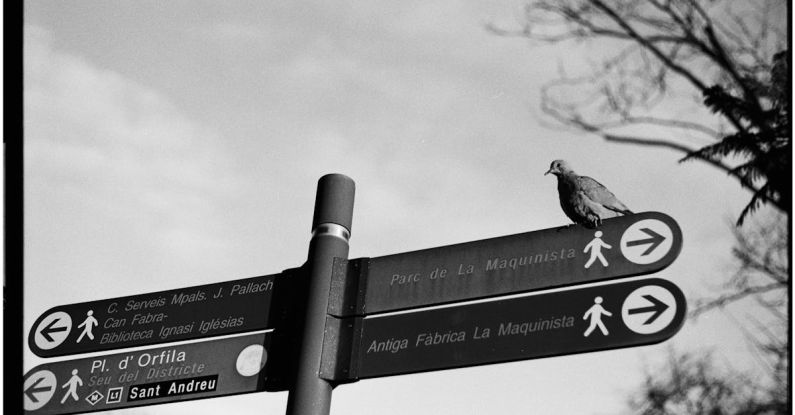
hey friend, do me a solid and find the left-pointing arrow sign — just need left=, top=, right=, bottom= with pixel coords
left=40, top=318, right=69, bottom=343
left=23, top=333, right=280, bottom=415
left=24, top=376, right=53, bottom=403
left=33, top=311, right=72, bottom=351
left=29, top=270, right=298, bottom=358
left=23, top=370, right=57, bottom=411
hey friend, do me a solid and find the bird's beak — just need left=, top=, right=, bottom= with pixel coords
left=544, top=168, right=552, bottom=176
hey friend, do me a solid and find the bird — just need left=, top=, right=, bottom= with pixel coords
left=544, top=159, right=633, bottom=227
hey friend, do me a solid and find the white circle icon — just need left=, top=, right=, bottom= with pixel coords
left=24, top=370, right=57, bottom=411
left=236, top=344, right=267, bottom=377
left=621, top=285, right=677, bottom=334
left=34, top=311, right=73, bottom=350
left=620, top=219, right=673, bottom=264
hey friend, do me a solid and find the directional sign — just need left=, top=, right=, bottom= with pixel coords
left=34, top=312, right=72, bottom=350
left=331, top=212, right=682, bottom=316
left=621, top=285, right=678, bottom=334
left=24, top=370, right=57, bottom=411
left=29, top=270, right=298, bottom=357
left=23, top=332, right=276, bottom=414
left=326, top=278, right=685, bottom=380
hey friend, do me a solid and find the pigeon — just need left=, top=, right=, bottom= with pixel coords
left=544, top=159, right=632, bottom=227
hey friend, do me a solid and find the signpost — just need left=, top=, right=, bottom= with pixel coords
left=24, top=332, right=274, bottom=414
left=330, top=211, right=682, bottom=316
left=24, top=175, right=688, bottom=415
left=29, top=271, right=297, bottom=358
left=325, top=278, right=685, bottom=380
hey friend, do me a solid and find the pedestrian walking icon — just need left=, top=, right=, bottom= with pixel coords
left=76, top=310, right=98, bottom=343
left=583, top=231, right=611, bottom=268
left=60, top=369, right=83, bottom=403
left=583, top=296, right=612, bottom=336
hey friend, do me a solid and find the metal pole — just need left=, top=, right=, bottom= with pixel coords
left=286, top=174, right=355, bottom=415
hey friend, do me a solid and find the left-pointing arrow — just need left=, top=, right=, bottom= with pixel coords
left=24, top=377, right=53, bottom=403
left=40, top=318, right=68, bottom=343
left=627, top=294, right=669, bottom=324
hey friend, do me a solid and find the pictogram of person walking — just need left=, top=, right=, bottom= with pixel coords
left=583, top=296, right=612, bottom=337
left=76, top=310, right=98, bottom=343
left=583, top=231, right=611, bottom=268
left=60, top=369, right=83, bottom=403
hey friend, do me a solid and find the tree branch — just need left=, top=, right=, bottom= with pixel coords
left=589, top=0, right=710, bottom=92
left=544, top=108, right=771, bottom=202
left=690, top=282, right=785, bottom=318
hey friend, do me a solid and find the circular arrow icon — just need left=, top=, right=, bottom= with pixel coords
left=621, top=285, right=677, bottom=334
left=34, top=311, right=73, bottom=350
left=619, top=219, right=674, bottom=265
left=24, top=370, right=57, bottom=411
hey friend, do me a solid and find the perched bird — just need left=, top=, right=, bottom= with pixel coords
left=544, top=159, right=633, bottom=227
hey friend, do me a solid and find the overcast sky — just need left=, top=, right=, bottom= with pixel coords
left=23, top=1, right=781, bottom=414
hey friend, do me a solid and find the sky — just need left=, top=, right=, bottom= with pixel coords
left=22, top=1, right=786, bottom=414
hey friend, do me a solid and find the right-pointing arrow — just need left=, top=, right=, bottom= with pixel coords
left=40, top=318, right=69, bottom=343
left=627, top=294, right=669, bottom=324
left=24, top=376, right=53, bottom=403
left=626, top=228, right=665, bottom=256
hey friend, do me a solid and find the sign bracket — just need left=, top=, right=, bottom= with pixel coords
left=327, top=258, right=369, bottom=317
left=319, top=315, right=363, bottom=383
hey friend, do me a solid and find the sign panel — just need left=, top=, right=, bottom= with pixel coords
left=351, top=278, right=685, bottom=379
left=340, top=212, right=681, bottom=315
left=24, top=332, right=274, bottom=414
left=30, top=271, right=296, bottom=357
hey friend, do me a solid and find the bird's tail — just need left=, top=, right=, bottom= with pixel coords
left=605, top=205, right=633, bottom=215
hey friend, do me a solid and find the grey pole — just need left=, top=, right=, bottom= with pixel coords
left=286, top=174, right=355, bottom=415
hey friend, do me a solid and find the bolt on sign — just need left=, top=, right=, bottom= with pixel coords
left=30, top=270, right=298, bottom=358
left=329, top=212, right=682, bottom=316
left=24, top=333, right=276, bottom=414
left=321, top=278, right=686, bottom=381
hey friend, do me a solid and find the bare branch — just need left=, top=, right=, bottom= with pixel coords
left=690, top=282, right=784, bottom=318
left=538, top=102, right=772, bottom=202
left=589, top=0, right=710, bottom=91
left=580, top=115, right=721, bottom=138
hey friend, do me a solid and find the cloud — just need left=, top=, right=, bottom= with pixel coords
left=197, top=22, right=273, bottom=43
left=24, top=25, right=243, bottom=266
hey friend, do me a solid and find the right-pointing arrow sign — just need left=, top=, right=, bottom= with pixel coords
left=620, top=218, right=676, bottom=265
left=625, top=228, right=666, bottom=256
left=627, top=294, right=669, bottom=324
left=622, top=285, right=678, bottom=334
left=326, top=278, right=686, bottom=382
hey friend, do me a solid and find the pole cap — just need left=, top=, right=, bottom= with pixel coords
left=311, top=174, right=355, bottom=233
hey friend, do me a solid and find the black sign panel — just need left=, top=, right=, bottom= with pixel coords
left=347, top=278, right=685, bottom=379
left=335, top=212, right=682, bottom=316
left=23, top=332, right=276, bottom=414
left=29, top=270, right=297, bottom=357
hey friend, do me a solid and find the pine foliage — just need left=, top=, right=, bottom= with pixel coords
left=683, top=50, right=791, bottom=226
